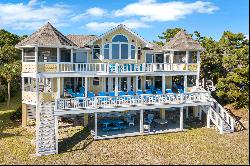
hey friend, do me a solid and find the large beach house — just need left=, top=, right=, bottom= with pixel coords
left=17, top=22, right=235, bottom=156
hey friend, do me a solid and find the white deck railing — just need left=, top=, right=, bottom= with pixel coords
left=57, top=63, right=198, bottom=73
left=56, top=91, right=210, bottom=110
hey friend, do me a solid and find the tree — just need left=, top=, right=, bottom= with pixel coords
left=0, top=61, right=21, bottom=106
left=216, top=32, right=249, bottom=108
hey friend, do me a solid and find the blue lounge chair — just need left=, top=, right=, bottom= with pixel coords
left=137, top=90, right=143, bottom=95
left=178, top=89, right=184, bottom=94
left=166, top=89, right=174, bottom=94
left=128, top=91, right=135, bottom=95
left=145, top=90, right=152, bottom=94
left=156, top=90, right=163, bottom=94
left=98, top=91, right=106, bottom=96
left=66, top=88, right=76, bottom=97
left=79, top=87, right=85, bottom=93
left=87, top=91, right=95, bottom=98
left=118, top=91, right=126, bottom=96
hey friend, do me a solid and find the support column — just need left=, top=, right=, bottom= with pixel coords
left=57, top=48, right=60, bottom=72
left=185, top=106, right=189, bottom=119
left=62, top=77, right=64, bottom=96
left=85, top=77, right=88, bottom=97
left=127, top=77, right=131, bottom=91
left=115, top=77, right=118, bottom=96
left=57, top=77, right=60, bottom=98
left=199, top=106, right=202, bottom=120
left=207, top=108, right=210, bottom=128
left=108, top=77, right=113, bottom=92
left=84, top=113, right=88, bottom=127
left=22, top=103, right=27, bottom=127
left=94, top=112, right=98, bottom=139
left=196, top=51, right=200, bottom=87
left=135, top=76, right=138, bottom=92
left=180, top=107, right=184, bottom=131
left=184, top=75, right=187, bottom=93
left=170, top=51, right=174, bottom=70
left=152, top=77, right=155, bottom=90
left=54, top=116, right=59, bottom=154
left=71, top=48, right=74, bottom=63
left=140, top=109, right=144, bottom=133
left=160, top=108, right=165, bottom=120
left=103, top=77, right=106, bottom=92
left=162, top=75, right=165, bottom=94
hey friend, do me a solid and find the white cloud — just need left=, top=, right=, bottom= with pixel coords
left=0, top=0, right=72, bottom=30
left=71, top=7, right=106, bottom=22
left=114, top=0, right=219, bottom=22
left=84, top=19, right=150, bottom=32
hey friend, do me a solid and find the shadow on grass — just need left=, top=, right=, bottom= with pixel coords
left=58, top=127, right=94, bottom=153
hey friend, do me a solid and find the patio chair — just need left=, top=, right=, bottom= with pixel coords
left=166, top=89, right=174, bottom=94
left=66, top=88, right=76, bottom=97
left=156, top=90, right=163, bottom=94
left=127, top=117, right=135, bottom=126
left=145, top=90, right=153, bottom=94
left=137, top=90, right=143, bottom=95
left=144, top=114, right=154, bottom=125
left=128, top=91, right=135, bottom=95
left=87, top=91, right=95, bottom=98
left=79, top=86, right=85, bottom=93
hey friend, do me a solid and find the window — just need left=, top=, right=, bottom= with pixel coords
left=60, top=49, right=71, bottom=62
left=146, top=53, right=154, bottom=63
left=138, top=47, right=141, bottom=60
left=93, top=77, right=100, bottom=86
left=112, top=44, right=119, bottom=59
left=92, top=45, right=100, bottom=60
left=174, top=51, right=186, bottom=63
left=188, top=51, right=197, bottom=63
left=23, top=48, right=35, bottom=62
left=121, top=44, right=128, bottom=59
left=112, top=35, right=128, bottom=42
left=104, top=44, right=109, bottom=59
left=73, top=52, right=87, bottom=63
left=131, top=45, right=135, bottom=59
left=38, top=48, right=57, bottom=62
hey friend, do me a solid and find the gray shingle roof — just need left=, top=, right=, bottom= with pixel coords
left=163, top=30, right=204, bottom=51
left=16, top=22, right=77, bottom=47
left=67, top=35, right=97, bottom=48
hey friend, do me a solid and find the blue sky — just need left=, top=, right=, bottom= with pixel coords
left=0, top=0, right=249, bottom=41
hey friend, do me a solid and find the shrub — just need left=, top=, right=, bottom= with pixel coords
left=10, top=105, right=22, bottom=122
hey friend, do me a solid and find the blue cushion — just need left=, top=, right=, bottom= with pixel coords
left=98, top=92, right=106, bottom=96
left=87, top=91, right=95, bottom=98
left=156, top=90, right=163, bottom=94
left=166, top=89, right=173, bottom=94
left=137, top=90, right=143, bottom=95
left=119, top=91, right=126, bottom=96
left=128, top=91, right=135, bottom=95
left=109, top=91, right=115, bottom=96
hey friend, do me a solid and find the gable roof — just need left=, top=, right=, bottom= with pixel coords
left=88, top=24, right=153, bottom=48
left=163, top=30, right=204, bottom=51
left=16, top=22, right=77, bottom=48
left=67, top=35, right=97, bottom=48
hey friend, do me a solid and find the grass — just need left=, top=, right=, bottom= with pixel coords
left=0, top=94, right=249, bottom=165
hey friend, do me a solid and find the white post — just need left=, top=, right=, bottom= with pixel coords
left=62, top=77, right=64, bottom=97
left=35, top=46, right=38, bottom=71
left=94, top=112, right=98, bottom=139
left=199, top=106, right=202, bottom=120
left=140, top=109, right=144, bottom=134
left=127, top=77, right=131, bottom=92
left=85, top=77, right=88, bottom=97
left=108, top=77, right=113, bottom=92
left=115, top=77, right=118, bottom=96
left=71, top=48, right=74, bottom=63
left=22, top=77, right=24, bottom=91
left=170, top=51, right=174, bottom=71
left=207, top=108, right=211, bottom=128
left=186, top=51, right=189, bottom=71
left=164, top=53, right=167, bottom=70
left=196, top=51, right=200, bottom=87
left=162, top=75, right=165, bottom=94
left=57, top=48, right=60, bottom=72
left=135, top=76, right=138, bottom=92
left=180, top=107, right=184, bottom=131
left=184, top=75, right=187, bottom=93
left=57, top=77, right=60, bottom=98
left=103, top=77, right=106, bottom=92
left=186, top=106, right=189, bottom=119
left=54, top=116, right=59, bottom=154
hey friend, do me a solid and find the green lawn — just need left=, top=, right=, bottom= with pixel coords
left=0, top=95, right=249, bottom=165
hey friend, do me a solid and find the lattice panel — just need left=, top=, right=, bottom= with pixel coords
left=188, top=64, right=198, bottom=71
left=38, top=64, right=57, bottom=72
left=22, top=91, right=37, bottom=104
left=22, top=63, right=37, bottom=73
left=39, top=92, right=57, bottom=102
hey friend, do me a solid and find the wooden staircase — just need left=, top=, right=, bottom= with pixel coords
left=36, top=103, right=58, bottom=156
left=200, top=97, right=235, bottom=134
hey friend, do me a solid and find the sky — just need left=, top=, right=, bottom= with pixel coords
left=0, top=0, right=249, bottom=42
